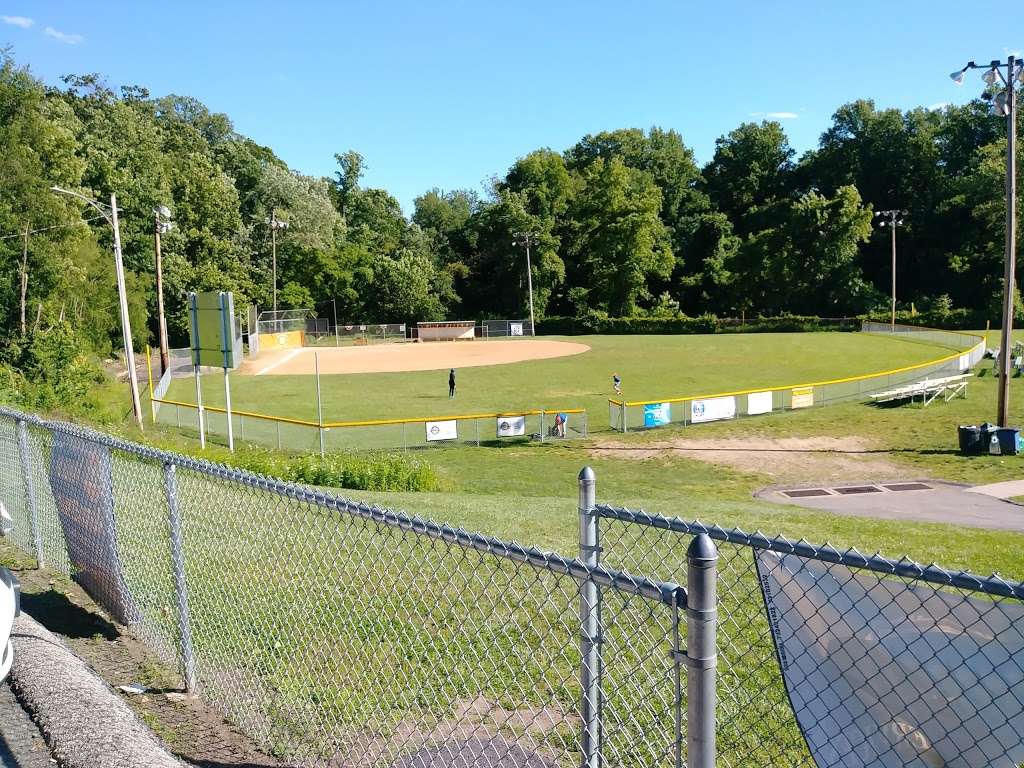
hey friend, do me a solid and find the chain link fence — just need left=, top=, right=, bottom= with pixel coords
left=0, top=408, right=704, bottom=767
left=593, top=503, right=1024, bottom=768
left=609, top=322, right=986, bottom=432
left=2, top=407, right=1022, bottom=767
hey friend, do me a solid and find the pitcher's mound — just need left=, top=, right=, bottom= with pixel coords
left=243, top=339, right=590, bottom=376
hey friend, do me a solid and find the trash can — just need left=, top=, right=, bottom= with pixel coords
left=996, top=427, right=1022, bottom=456
left=958, top=425, right=983, bottom=454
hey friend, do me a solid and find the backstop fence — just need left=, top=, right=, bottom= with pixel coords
left=0, top=411, right=1021, bottom=767
left=609, top=322, right=986, bottom=432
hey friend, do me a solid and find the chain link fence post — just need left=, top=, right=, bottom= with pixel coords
left=578, top=466, right=602, bottom=768
left=15, top=419, right=43, bottom=567
left=163, top=462, right=197, bottom=695
left=686, top=533, right=718, bottom=768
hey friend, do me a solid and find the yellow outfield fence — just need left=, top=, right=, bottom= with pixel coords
left=147, top=363, right=587, bottom=453
left=609, top=322, right=986, bottom=432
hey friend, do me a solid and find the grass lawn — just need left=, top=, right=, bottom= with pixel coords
left=165, top=332, right=960, bottom=425
left=10, top=328, right=1024, bottom=766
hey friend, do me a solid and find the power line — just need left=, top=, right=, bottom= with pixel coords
left=0, top=214, right=109, bottom=241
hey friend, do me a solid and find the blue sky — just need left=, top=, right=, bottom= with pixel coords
left=3, top=1, right=1020, bottom=213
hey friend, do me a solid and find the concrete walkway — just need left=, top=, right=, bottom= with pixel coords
left=757, top=480, right=1024, bottom=532
left=964, top=479, right=1024, bottom=499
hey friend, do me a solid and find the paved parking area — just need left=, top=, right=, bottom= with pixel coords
left=756, top=480, right=1024, bottom=531
left=0, top=682, right=53, bottom=768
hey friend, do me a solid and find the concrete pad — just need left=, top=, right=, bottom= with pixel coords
left=756, top=480, right=1024, bottom=532
left=964, top=479, right=1024, bottom=499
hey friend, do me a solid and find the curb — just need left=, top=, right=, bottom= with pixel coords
left=9, top=613, right=185, bottom=768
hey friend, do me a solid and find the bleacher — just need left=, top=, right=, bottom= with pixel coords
left=870, top=374, right=971, bottom=407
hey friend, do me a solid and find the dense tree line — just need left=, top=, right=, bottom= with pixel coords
left=1, top=48, right=1021, bottom=381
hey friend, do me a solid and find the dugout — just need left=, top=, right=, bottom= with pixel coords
left=417, top=320, right=476, bottom=342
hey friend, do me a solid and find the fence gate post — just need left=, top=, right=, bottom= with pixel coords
left=15, top=420, right=43, bottom=568
left=686, top=533, right=718, bottom=768
left=163, top=462, right=197, bottom=695
left=578, top=466, right=602, bottom=768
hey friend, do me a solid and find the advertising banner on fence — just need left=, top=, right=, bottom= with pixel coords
left=48, top=431, right=141, bottom=626
left=791, top=386, right=814, bottom=409
left=691, top=396, right=736, bottom=424
left=644, top=402, right=672, bottom=427
left=425, top=420, right=458, bottom=442
left=756, top=550, right=1024, bottom=768
left=510, top=323, right=524, bottom=336
left=959, top=353, right=969, bottom=371
left=747, top=391, right=773, bottom=416
left=496, top=415, right=526, bottom=437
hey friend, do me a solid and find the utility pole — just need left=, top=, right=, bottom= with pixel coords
left=50, top=186, right=144, bottom=430
left=110, top=194, right=144, bottom=430
left=20, top=225, right=28, bottom=335
left=512, top=231, right=538, bottom=336
left=998, top=56, right=1017, bottom=427
left=154, top=206, right=173, bottom=376
left=951, top=55, right=1021, bottom=427
left=874, top=210, right=904, bottom=331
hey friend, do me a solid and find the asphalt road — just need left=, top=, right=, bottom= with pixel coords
left=0, top=682, right=52, bottom=768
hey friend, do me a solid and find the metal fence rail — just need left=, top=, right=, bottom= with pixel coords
left=0, top=409, right=711, bottom=768
left=593, top=503, right=1024, bottom=768
left=609, top=322, right=986, bottom=432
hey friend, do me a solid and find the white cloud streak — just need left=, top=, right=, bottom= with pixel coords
left=928, top=102, right=950, bottom=111
left=766, top=111, right=799, bottom=120
left=1, top=15, right=34, bottom=28
left=44, top=26, right=83, bottom=45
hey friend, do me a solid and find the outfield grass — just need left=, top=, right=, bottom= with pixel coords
left=167, top=332, right=958, bottom=425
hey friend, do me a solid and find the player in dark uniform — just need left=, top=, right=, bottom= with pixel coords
left=448, top=369, right=456, bottom=398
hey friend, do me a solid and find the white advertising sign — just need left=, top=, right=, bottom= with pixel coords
left=691, top=396, right=736, bottom=424
left=747, top=391, right=774, bottom=416
left=959, top=353, right=969, bottom=372
left=510, top=323, right=524, bottom=336
left=496, top=415, right=526, bottom=437
left=425, top=420, right=458, bottom=442
left=791, top=387, right=814, bottom=409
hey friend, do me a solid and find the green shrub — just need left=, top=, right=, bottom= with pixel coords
left=169, top=443, right=441, bottom=493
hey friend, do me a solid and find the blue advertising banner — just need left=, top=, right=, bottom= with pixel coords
left=756, top=550, right=1024, bottom=767
left=643, top=402, right=671, bottom=428
left=48, top=431, right=140, bottom=626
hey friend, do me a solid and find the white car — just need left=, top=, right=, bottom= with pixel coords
left=0, top=504, right=21, bottom=681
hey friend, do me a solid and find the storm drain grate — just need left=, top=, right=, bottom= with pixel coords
left=882, top=482, right=933, bottom=492
left=781, top=488, right=832, bottom=498
left=833, top=485, right=883, bottom=495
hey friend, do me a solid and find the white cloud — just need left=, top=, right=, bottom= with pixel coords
left=1, top=15, right=34, bottom=28
left=766, top=111, right=799, bottom=120
left=928, top=102, right=950, bottom=111
left=44, top=26, right=83, bottom=45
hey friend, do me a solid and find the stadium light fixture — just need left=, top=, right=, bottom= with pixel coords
left=950, top=55, right=1018, bottom=427
left=50, top=186, right=143, bottom=429
left=267, top=209, right=290, bottom=313
left=874, top=210, right=905, bottom=331
left=512, top=232, right=539, bottom=336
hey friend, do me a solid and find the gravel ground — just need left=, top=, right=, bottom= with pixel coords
left=0, top=681, right=54, bottom=768
left=9, top=613, right=184, bottom=768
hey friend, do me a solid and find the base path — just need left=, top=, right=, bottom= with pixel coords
left=242, top=339, right=590, bottom=376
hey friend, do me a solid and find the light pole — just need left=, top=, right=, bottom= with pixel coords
left=51, top=187, right=144, bottom=430
left=952, top=56, right=1023, bottom=426
left=874, top=209, right=904, bottom=331
left=512, top=231, right=538, bottom=336
left=268, top=209, right=289, bottom=314
left=154, top=205, right=173, bottom=376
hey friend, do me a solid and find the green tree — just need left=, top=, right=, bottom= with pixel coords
left=567, top=157, right=672, bottom=315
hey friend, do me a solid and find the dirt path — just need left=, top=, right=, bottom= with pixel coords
left=242, top=339, right=590, bottom=376
left=591, top=435, right=911, bottom=484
